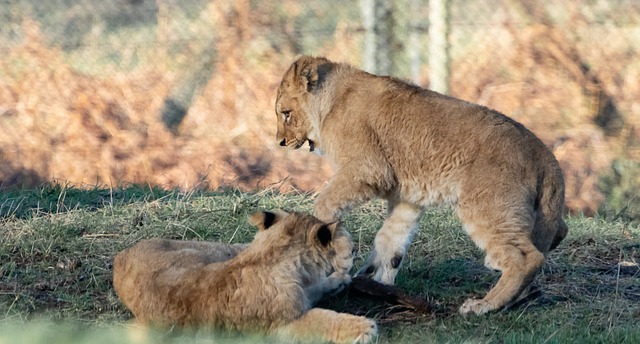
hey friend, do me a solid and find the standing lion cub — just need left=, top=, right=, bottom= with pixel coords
left=275, top=55, right=568, bottom=315
left=113, top=210, right=377, bottom=343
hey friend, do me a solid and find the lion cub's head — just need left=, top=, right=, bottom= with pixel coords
left=275, top=56, right=333, bottom=152
left=248, top=210, right=353, bottom=278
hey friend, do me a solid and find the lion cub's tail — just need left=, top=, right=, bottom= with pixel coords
left=534, top=163, right=568, bottom=252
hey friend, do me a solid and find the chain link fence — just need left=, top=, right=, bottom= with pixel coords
left=1, top=0, right=639, bottom=219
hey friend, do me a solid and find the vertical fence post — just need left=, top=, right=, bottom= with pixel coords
left=409, top=0, right=421, bottom=84
left=361, top=0, right=376, bottom=73
left=360, top=0, right=396, bottom=76
left=428, top=0, right=450, bottom=94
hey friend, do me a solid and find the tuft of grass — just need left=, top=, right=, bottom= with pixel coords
left=1, top=185, right=639, bottom=343
left=599, top=158, right=640, bottom=223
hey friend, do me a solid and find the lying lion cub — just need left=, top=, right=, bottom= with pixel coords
left=113, top=211, right=376, bottom=343
left=275, top=55, right=568, bottom=315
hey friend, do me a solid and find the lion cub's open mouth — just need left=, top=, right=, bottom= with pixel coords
left=282, top=138, right=315, bottom=152
left=291, top=139, right=315, bottom=152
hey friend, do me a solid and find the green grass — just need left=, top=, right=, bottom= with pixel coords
left=1, top=185, right=639, bottom=343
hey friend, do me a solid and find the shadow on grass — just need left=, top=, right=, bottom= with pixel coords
left=323, top=247, right=640, bottom=325
left=0, top=183, right=259, bottom=219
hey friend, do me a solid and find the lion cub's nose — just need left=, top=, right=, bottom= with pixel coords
left=279, top=139, right=286, bottom=146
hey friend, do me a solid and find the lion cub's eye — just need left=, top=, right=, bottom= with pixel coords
left=282, top=110, right=291, bottom=122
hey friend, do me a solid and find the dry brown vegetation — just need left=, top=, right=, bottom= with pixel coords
left=0, top=17, right=332, bottom=193
left=0, top=2, right=638, bottom=216
left=449, top=18, right=640, bottom=215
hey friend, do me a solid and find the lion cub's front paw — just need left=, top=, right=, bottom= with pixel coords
left=356, top=252, right=399, bottom=286
left=313, top=201, right=339, bottom=223
left=353, top=318, right=378, bottom=344
left=459, top=298, right=494, bottom=315
left=327, top=272, right=352, bottom=295
left=339, top=317, right=377, bottom=344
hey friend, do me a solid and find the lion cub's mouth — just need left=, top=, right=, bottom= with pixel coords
left=288, top=139, right=315, bottom=152
left=292, top=140, right=304, bottom=150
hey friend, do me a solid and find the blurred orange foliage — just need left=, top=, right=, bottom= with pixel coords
left=0, top=12, right=638, bottom=216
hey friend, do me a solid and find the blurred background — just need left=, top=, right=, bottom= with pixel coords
left=0, top=0, right=638, bottom=219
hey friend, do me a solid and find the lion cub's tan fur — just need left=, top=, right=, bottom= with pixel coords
left=275, top=56, right=568, bottom=315
left=113, top=211, right=376, bottom=343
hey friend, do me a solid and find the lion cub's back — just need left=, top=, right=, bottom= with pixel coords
left=113, top=239, right=246, bottom=320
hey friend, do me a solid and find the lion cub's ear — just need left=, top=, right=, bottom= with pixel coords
left=248, top=210, right=288, bottom=231
left=315, top=222, right=340, bottom=247
left=296, top=56, right=332, bottom=93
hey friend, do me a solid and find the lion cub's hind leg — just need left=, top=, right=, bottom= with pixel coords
left=457, top=201, right=545, bottom=315
left=357, top=202, right=422, bottom=285
left=273, top=308, right=377, bottom=344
